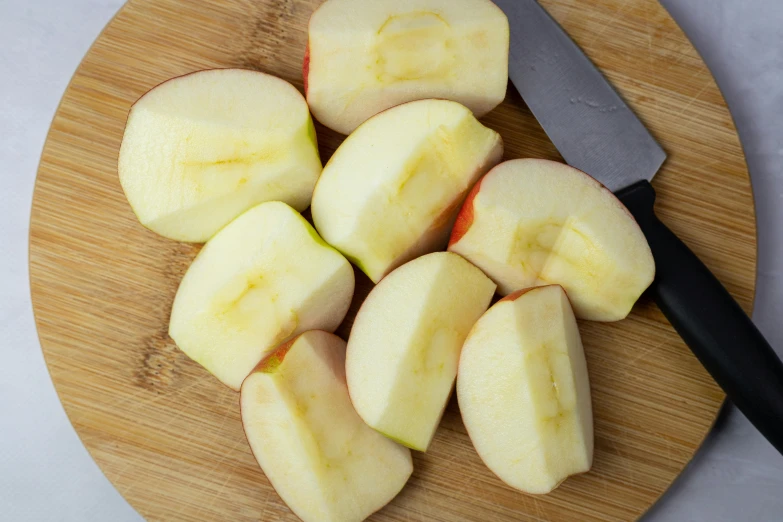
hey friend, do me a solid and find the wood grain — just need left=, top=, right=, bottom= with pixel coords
left=29, top=0, right=756, bottom=520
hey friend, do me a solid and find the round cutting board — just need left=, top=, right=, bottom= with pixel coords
left=30, top=0, right=757, bottom=520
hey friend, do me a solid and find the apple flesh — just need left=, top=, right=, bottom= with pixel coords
left=458, top=285, right=593, bottom=494
left=312, top=99, right=503, bottom=283
left=304, top=0, right=509, bottom=135
left=242, top=331, right=413, bottom=522
left=346, top=252, right=496, bottom=451
left=449, top=159, right=655, bottom=321
left=168, top=202, right=354, bottom=390
left=119, top=69, right=322, bottom=242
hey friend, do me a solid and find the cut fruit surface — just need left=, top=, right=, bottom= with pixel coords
left=311, top=99, right=503, bottom=283
left=346, top=252, right=496, bottom=451
left=305, top=0, right=509, bottom=134
left=242, top=331, right=413, bottom=522
left=119, top=69, right=322, bottom=242
left=169, top=202, right=354, bottom=390
left=458, top=285, right=593, bottom=494
left=449, top=159, right=655, bottom=321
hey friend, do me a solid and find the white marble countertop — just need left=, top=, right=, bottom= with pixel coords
left=1, top=0, right=782, bottom=520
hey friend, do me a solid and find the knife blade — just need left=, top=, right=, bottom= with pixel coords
left=494, top=0, right=783, bottom=454
left=494, top=0, right=666, bottom=191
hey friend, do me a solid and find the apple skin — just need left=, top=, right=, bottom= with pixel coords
left=254, top=335, right=299, bottom=374
left=457, top=284, right=593, bottom=494
left=240, top=330, right=413, bottom=522
left=497, top=286, right=538, bottom=304
left=303, top=44, right=310, bottom=96
left=448, top=158, right=655, bottom=321
left=449, top=174, right=485, bottom=246
left=450, top=159, right=642, bottom=247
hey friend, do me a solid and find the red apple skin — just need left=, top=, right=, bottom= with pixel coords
left=497, top=286, right=538, bottom=304
left=449, top=175, right=485, bottom=247
left=253, top=334, right=302, bottom=374
left=496, top=284, right=575, bottom=304
left=241, top=330, right=409, bottom=522
left=303, top=1, right=325, bottom=100
left=303, top=44, right=311, bottom=96
left=450, top=159, right=641, bottom=249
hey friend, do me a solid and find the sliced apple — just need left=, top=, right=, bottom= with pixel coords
left=458, top=285, right=593, bottom=494
left=168, top=202, right=354, bottom=390
left=241, top=331, right=413, bottom=522
left=449, top=159, right=655, bottom=321
left=119, top=69, right=322, bottom=242
left=346, top=252, right=496, bottom=451
left=311, top=99, right=503, bottom=283
left=305, top=0, right=509, bottom=134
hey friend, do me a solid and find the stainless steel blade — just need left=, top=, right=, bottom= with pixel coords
left=492, top=0, right=667, bottom=192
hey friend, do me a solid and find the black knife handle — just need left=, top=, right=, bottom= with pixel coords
left=617, top=180, right=783, bottom=454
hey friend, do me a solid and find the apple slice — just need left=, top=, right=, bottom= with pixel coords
left=449, top=159, right=655, bottom=321
left=241, top=331, right=413, bottom=522
left=458, top=285, right=593, bottom=494
left=311, top=99, right=503, bottom=283
left=346, top=252, right=496, bottom=451
left=304, top=0, right=510, bottom=134
left=169, top=202, right=354, bottom=390
left=119, top=69, right=322, bottom=242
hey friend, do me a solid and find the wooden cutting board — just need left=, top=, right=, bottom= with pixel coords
left=29, top=0, right=757, bottom=520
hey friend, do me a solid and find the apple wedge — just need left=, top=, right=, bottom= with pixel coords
left=311, top=99, right=503, bottom=283
left=449, top=159, right=655, bottom=321
left=169, top=202, right=354, bottom=390
left=346, top=252, right=496, bottom=451
left=241, top=331, right=413, bottom=522
left=304, top=0, right=510, bottom=134
left=458, top=285, right=593, bottom=494
left=119, top=69, right=322, bottom=242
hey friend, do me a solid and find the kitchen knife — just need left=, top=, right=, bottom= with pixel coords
left=493, top=0, right=783, bottom=454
